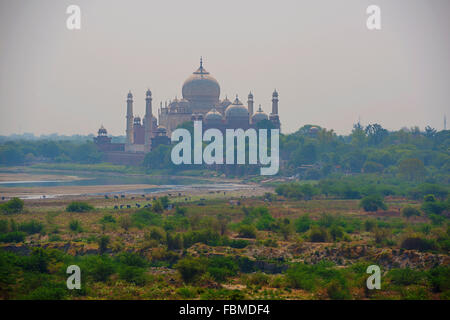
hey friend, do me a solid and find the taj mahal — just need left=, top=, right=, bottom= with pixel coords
left=94, top=58, right=281, bottom=165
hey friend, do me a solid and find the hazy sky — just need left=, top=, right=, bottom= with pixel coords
left=0, top=0, right=449, bottom=136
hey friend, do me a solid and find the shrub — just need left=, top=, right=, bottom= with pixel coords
left=83, top=255, right=115, bottom=282
left=66, top=201, right=94, bottom=213
left=100, top=214, right=116, bottom=224
left=237, top=224, right=257, bottom=239
left=308, top=226, right=330, bottom=242
left=359, top=195, right=387, bottom=212
left=119, top=266, right=146, bottom=285
left=227, top=239, right=249, bottom=249
left=389, top=268, right=425, bottom=286
left=373, top=227, right=391, bottom=244
left=401, top=235, right=437, bottom=252
left=115, top=252, right=147, bottom=268
left=177, top=286, right=197, bottom=299
left=18, top=220, right=44, bottom=235
left=327, top=279, right=351, bottom=300
left=207, top=256, right=239, bottom=282
left=402, top=206, right=421, bottom=219
left=294, top=215, right=314, bottom=233
left=329, top=225, right=346, bottom=241
left=147, top=227, right=166, bottom=243
left=25, top=282, right=68, bottom=300
left=119, top=216, right=132, bottom=230
left=97, top=235, right=110, bottom=254
left=175, top=257, right=207, bottom=283
left=427, top=266, right=450, bottom=292
left=131, top=209, right=163, bottom=228
left=246, top=272, right=270, bottom=286
left=364, top=219, right=376, bottom=231
left=0, top=198, right=24, bottom=214
left=69, top=219, right=83, bottom=232
left=0, top=231, right=26, bottom=243
left=285, top=264, right=317, bottom=291
left=0, top=219, right=8, bottom=233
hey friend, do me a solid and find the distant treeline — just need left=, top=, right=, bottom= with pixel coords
left=0, top=140, right=103, bottom=165
left=1, top=123, right=449, bottom=185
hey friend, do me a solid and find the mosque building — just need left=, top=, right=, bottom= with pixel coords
left=94, top=58, right=281, bottom=165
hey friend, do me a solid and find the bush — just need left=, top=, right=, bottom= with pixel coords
left=97, top=235, right=110, bottom=254
left=308, top=226, right=330, bottom=242
left=364, top=219, right=376, bottom=231
left=0, top=231, right=26, bottom=243
left=359, top=195, right=387, bottom=212
left=237, top=224, right=257, bottom=239
left=401, top=235, right=437, bottom=252
left=373, top=227, right=391, bottom=244
left=25, top=282, right=68, bottom=300
left=177, top=286, right=197, bottom=299
left=119, top=266, right=146, bottom=285
left=100, top=214, right=116, bottom=224
left=327, top=279, right=351, bottom=300
left=69, top=219, right=83, bottom=232
left=246, top=272, right=270, bottom=286
left=18, top=220, right=44, bottom=235
left=402, top=206, right=421, bottom=219
left=0, top=198, right=24, bottom=214
left=115, top=252, right=148, bottom=268
left=175, top=257, right=207, bottom=283
left=83, top=255, right=115, bottom=282
left=131, top=209, right=163, bottom=228
left=427, top=266, right=450, bottom=292
left=294, top=215, right=314, bottom=233
left=389, top=268, right=425, bottom=286
left=66, top=201, right=94, bottom=213
left=119, top=216, right=132, bottom=231
left=207, top=256, right=239, bottom=282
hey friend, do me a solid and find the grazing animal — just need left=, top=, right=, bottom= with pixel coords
left=146, top=197, right=150, bottom=201
left=136, top=203, right=141, bottom=208
left=121, top=195, right=125, bottom=198
left=120, top=205, right=124, bottom=209
left=142, top=194, right=145, bottom=198
left=114, top=195, right=119, bottom=199
left=114, top=205, right=118, bottom=209
left=104, top=195, right=109, bottom=199
left=126, top=205, right=131, bottom=209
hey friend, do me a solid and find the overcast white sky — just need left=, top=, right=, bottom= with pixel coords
left=0, top=0, right=449, bottom=136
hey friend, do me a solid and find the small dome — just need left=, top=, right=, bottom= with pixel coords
left=252, top=105, right=268, bottom=123
left=205, top=107, right=223, bottom=121
left=248, top=91, right=253, bottom=99
left=146, top=89, right=152, bottom=97
left=127, top=91, right=133, bottom=99
left=272, top=89, right=278, bottom=97
left=225, top=96, right=249, bottom=119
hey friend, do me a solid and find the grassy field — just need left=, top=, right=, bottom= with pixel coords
left=0, top=191, right=449, bottom=300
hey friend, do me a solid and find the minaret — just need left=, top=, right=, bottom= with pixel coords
left=248, top=91, right=254, bottom=120
left=126, top=91, right=134, bottom=148
left=144, top=89, right=153, bottom=153
left=271, top=89, right=278, bottom=115
left=269, top=89, right=280, bottom=130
